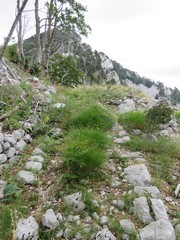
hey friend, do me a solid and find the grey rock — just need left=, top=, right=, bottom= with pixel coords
left=124, top=164, right=151, bottom=187
left=28, top=155, right=44, bottom=163
left=111, top=199, right=124, bottom=210
left=0, top=133, right=4, bottom=143
left=118, top=130, right=128, bottom=137
left=24, top=134, right=33, bottom=143
left=92, top=212, right=99, bottom=220
left=68, top=215, right=80, bottom=222
left=111, top=179, right=121, bottom=188
left=160, top=128, right=174, bottom=136
left=9, top=156, right=20, bottom=164
left=151, top=199, right=168, bottom=220
left=12, top=130, right=22, bottom=141
left=169, top=119, right=178, bottom=127
left=42, top=209, right=59, bottom=230
left=175, top=223, right=180, bottom=235
left=0, top=144, right=2, bottom=153
left=175, top=184, right=180, bottom=198
left=114, top=136, right=130, bottom=144
left=32, top=148, right=46, bottom=156
left=25, top=161, right=42, bottom=171
left=3, top=142, right=10, bottom=150
left=17, top=170, right=37, bottom=184
left=120, top=219, right=135, bottom=234
left=122, top=234, right=130, bottom=240
left=0, top=153, right=7, bottom=164
left=64, top=192, right=85, bottom=212
left=16, top=216, right=39, bottom=240
left=56, top=230, right=64, bottom=238
left=100, top=215, right=108, bottom=225
left=15, top=139, right=26, bottom=152
left=0, top=180, right=6, bottom=199
left=133, top=197, right=153, bottom=224
left=132, top=129, right=142, bottom=135
left=5, top=147, right=16, bottom=158
left=121, top=151, right=141, bottom=160
left=134, top=186, right=162, bottom=199
left=139, top=219, right=175, bottom=240
left=4, top=134, right=16, bottom=145
left=93, top=228, right=116, bottom=240
left=118, top=99, right=136, bottom=114
left=53, top=103, right=65, bottom=108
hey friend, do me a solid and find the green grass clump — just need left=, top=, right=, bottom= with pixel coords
left=0, top=205, right=12, bottom=239
left=118, top=111, right=147, bottom=131
left=175, top=111, right=180, bottom=120
left=62, top=128, right=110, bottom=178
left=65, top=104, right=115, bottom=131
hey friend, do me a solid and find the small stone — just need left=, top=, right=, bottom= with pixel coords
left=24, top=134, right=33, bottom=143
left=4, top=135, right=16, bottom=145
left=175, top=223, right=180, bottom=235
left=53, top=103, right=66, bottom=108
left=111, top=179, right=121, bottom=188
left=28, top=155, right=44, bottom=163
left=0, top=144, right=2, bottom=153
left=32, top=148, right=46, bottom=156
left=42, top=209, right=59, bottom=230
left=108, top=165, right=116, bottom=172
left=0, top=133, right=4, bottom=143
left=15, top=139, right=26, bottom=152
left=100, top=215, right=108, bottom=225
left=0, top=180, right=6, bottom=199
left=175, top=184, right=180, bottom=198
left=64, top=192, right=85, bottom=212
left=134, top=186, right=162, bottom=199
left=124, top=164, right=151, bottom=187
left=120, top=219, right=135, bottom=234
left=9, top=156, right=20, bottom=164
left=5, top=147, right=16, bottom=158
left=94, top=228, right=116, bottom=240
left=139, top=219, right=175, bottom=240
left=0, top=154, right=7, bottom=164
left=92, top=212, right=99, bottom=220
left=17, top=170, right=37, bottom=184
left=15, top=216, right=39, bottom=240
left=68, top=215, right=80, bottom=222
left=114, top=136, right=130, bottom=144
left=12, top=130, right=22, bottom=141
left=151, top=199, right=168, bottom=220
left=25, top=161, right=42, bottom=171
left=133, top=197, right=153, bottom=224
left=3, top=142, right=10, bottom=150
left=56, top=230, right=64, bottom=238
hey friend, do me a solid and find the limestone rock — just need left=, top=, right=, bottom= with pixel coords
left=32, top=148, right=46, bottom=156
left=114, top=136, right=130, bottom=144
left=118, top=99, right=136, bottom=114
left=3, top=142, right=10, bottom=150
left=25, top=161, right=42, bottom=171
left=175, top=184, right=180, bottom=198
left=53, top=103, right=65, bottom=108
left=139, top=219, right=175, bottom=240
left=93, top=228, right=116, bottom=240
left=15, top=139, right=26, bottom=152
left=120, top=219, right=135, bottom=234
left=28, top=155, right=44, bottom=163
left=151, top=199, right=168, bottom=220
left=9, top=156, right=20, bottom=164
left=134, top=186, right=162, bottom=199
left=64, top=192, right=85, bottom=212
left=133, top=197, right=153, bottom=224
left=0, top=180, right=6, bottom=199
left=17, top=170, right=37, bottom=184
left=0, top=144, right=2, bottom=153
left=0, top=153, right=7, bottom=164
left=16, top=216, right=39, bottom=240
left=0, top=133, right=4, bottom=143
left=12, top=130, right=22, bottom=141
left=42, top=209, right=59, bottom=230
left=5, top=147, right=16, bottom=158
left=4, top=135, right=16, bottom=145
left=124, top=164, right=151, bottom=187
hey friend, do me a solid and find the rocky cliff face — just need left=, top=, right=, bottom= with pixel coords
left=23, top=30, right=180, bottom=105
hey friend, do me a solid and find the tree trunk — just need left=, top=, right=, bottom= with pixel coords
left=35, top=0, right=42, bottom=65
left=0, top=0, right=28, bottom=60
left=17, top=0, right=25, bottom=65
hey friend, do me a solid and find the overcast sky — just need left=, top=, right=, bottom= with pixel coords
left=1, top=0, right=180, bottom=90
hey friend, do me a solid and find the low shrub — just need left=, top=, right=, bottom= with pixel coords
left=65, top=104, right=115, bottom=131
left=62, top=128, right=110, bottom=178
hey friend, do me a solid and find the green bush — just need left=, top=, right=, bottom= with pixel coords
left=48, top=54, right=83, bottom=86
left=118, top=111, right=147, bottom=131
left=3, top=183, right=22, bottom=203
left=62, top=128, right=110, bottom=178
left=146, top=102, right=173, bottom=131
left=65, top=104, right=115, bottom=131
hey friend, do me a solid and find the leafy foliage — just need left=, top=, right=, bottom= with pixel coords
left=49, top=54, right=83, bottom=86
left=3, top=183, right=22, bottom=203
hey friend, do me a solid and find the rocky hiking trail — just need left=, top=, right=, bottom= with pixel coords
left=0, top=74, right=180, bottom=239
